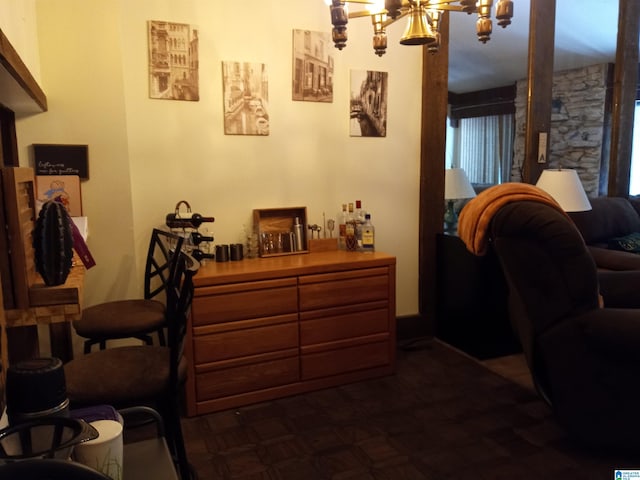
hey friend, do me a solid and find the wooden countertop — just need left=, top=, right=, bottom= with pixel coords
left=193, top=250, right=396, bottom=287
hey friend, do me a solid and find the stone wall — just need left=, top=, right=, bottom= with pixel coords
left=512, top=63, right=609, bottom=196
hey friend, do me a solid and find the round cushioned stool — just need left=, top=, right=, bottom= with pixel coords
left=72, top=229, right=184, bottom=353
left=66, top=252, right=198, bottom=480
left=74, top=299, right=166, bottom=352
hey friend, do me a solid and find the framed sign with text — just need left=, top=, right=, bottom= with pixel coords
left=33, top=144, right=89, bottom=179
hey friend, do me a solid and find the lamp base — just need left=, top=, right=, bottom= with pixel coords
left=444, top=200, right=458, bottom=233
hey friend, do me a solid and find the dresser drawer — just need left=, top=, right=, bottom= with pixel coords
left=193, top=319, right=299, bottom=364
left=184, top=252, right=396, bottom=416
left=192, top=279, right=298, bottom=325
left=298, top=267, right=389, bottom=311
left=300, top=303, right=389, bottom=346
left=301, top=340, right=389, bottom=380
left=196, top=356, right=299, bottom=401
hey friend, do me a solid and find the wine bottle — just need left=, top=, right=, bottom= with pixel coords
left=191, top=231, right=214, bottom=245
left=166, top=212, right=215, bottom=229
left=191, top=249, right=215, bottom=262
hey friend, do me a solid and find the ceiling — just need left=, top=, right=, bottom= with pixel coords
left=444, top=0, right=622, bottom=93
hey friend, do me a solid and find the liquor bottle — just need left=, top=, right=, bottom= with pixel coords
left=191, top=231, right=214, bottom=245
left=361, top=213, right=375, bottom=253
left=166, top=212, right=215, bottom=229
left=338, top=203, right=348, bottom=250
left=354, top=200, right=365, bottom=224
left=345, top=202, right=357, bottom=251
left=354, top=200, right=365, bottom=249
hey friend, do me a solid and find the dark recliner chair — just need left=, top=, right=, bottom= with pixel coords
left=487, top=200, right=640, bottom=450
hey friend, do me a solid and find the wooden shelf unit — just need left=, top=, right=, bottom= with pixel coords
left=184, top=250, right=396, bottom=416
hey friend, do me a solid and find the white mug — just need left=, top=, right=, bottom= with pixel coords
left=73, top=419, right=123, bottom=480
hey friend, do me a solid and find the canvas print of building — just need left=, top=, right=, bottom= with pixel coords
left=148, top=20, right=199, bottom=101
left=350, top=70, right=388, bottom=137
left=222, top=61, right=269, bottom=136
left=292, top=29, right=333, bottom=102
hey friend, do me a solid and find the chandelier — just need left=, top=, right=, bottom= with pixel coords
left=326, top=0, right=514, bottom=57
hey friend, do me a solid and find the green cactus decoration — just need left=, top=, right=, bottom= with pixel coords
left=33, top=200, right=74, bottom=286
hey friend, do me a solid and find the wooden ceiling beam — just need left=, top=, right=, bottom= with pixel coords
left=522, top=0, right=556, bottom=184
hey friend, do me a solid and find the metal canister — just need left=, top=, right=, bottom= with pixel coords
left=6, top=357, right=70, bottom=426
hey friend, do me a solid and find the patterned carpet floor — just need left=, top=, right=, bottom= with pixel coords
left=180, top=338, right=638, bottom=479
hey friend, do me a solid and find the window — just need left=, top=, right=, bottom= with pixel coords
left=446, top=113, right=515, bottom=185
left=630, top=100, right=640, bottom=195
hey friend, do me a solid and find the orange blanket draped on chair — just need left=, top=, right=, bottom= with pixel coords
left=458, top=182, right=567, bottom=256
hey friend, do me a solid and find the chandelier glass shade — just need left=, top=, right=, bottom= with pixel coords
left=326, top=0, right=514, bottom=56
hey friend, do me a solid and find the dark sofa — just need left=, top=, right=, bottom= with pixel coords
left=568, top=196, right=640, bottom=270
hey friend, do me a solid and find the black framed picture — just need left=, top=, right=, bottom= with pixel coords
left=33, top=144, right=89, bottom=179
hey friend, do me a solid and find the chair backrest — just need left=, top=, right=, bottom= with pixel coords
left=144, top=229, right=185, bottom=300
left=489, top=201, right=600, bottom=401
left=166, top=251, right=198, bottom=387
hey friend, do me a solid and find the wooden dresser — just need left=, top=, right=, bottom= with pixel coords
left=184, top=250, right=396, bottom=416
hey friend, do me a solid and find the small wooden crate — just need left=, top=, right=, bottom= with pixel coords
left=253, top=207, right=308, bottom=257
left=308, top=238, right=338, bottom=252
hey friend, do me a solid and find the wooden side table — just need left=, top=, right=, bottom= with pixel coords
left=435, top=233, right=520, bottom=359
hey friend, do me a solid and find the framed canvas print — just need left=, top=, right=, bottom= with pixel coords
left=292, top=29, right=333, bottom=103
left=350, top=70, right=388, bottom=137
left=148, top=20, right=199, bottom=101
left=222, top=61, right=269, bottom=136
left=35, top=175, right=82, bottom=217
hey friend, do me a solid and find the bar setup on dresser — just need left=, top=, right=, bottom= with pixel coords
left=184, top=250, right=396, bottom=416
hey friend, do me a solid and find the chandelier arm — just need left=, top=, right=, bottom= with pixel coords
left=382, top=10, right=410, bottom=28
left=348, top=10, right=379, bottom=19
left=426, top=5, right=466, bottom=12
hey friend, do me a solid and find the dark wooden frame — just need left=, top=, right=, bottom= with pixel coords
left=418, top=0, right=640, bottom=336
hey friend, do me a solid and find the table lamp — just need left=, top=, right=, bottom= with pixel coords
left=535, top=168, right=592, bottom=212
left=444, top=168, right=476, bottom=232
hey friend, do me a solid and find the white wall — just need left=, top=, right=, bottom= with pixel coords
left=13, top=0, right=422, bottom=318
left=0, top=0, right=40, bottom=82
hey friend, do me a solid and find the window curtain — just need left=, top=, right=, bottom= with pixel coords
left=449, top=114, right=515, bottom=185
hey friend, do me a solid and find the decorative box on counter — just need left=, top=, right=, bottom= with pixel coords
left=253, top=207, right=308, bottom=257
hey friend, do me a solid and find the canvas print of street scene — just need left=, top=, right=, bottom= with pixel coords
left=350, top=70, right=388, bottom=137
left=292, top=29, right=333, bottom=103
left=222, top=61, right=269, bottom=136
left=148, top=20, right=199, bottom=101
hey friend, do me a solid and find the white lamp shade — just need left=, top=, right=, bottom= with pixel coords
left=445, top=168, right=476, bottom=200
left=535, top=169, right=592, bottom=212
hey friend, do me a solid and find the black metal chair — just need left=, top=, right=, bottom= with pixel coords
left=64, top=251, right=198, bottom=479
left=72, top=228, right=184, bottom=353
left=0, top=459, right=111, bottom=480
